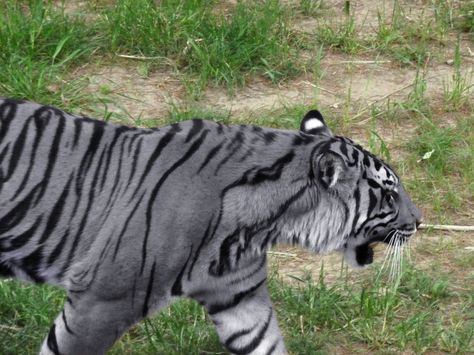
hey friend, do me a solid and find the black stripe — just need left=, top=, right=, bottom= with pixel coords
left=66, top=297, right=74, bottom=307
left=75, top=119, right=104, bottom=196
left=264, top=339, right=279, bottom=355
left=239, top=148, right=254, bottom=162
left=97, top=143, right=109, bottom=191
left=292, top=134, right=313, bottom=146
left=62, top=309, right=74, bottom=335
left=0, top=100, right=18, bottom=141
left=48, top=229, right=70, bottom=267
left=72, top=119, right=82, bottom=148
left=350, top=187, right=361, bottom=236
left=0, top=142, right=10, bottom=165
left=308, top=140, right=331, bottom=180
left=185, top=119, right=204, bottom=143
left=21, top=245, right=44, bottom=283
left=225, top=327, right=255, bottom=350
left=216, top=122, right=224, bottom=134
left=142, top=261, right=156, bottom=317
left=133, top=123, right=181, bottom=196
left=207, top=278, right=266, bottom=315
left=1, top=216, right=43, bottom=252
left=103, top=135, right=128, bottom=207
left=61, top=147, right=104, bottom=277
left=351, top=148, right=359, bottom=165
left=197, top=142, right=224, bottom=173
left=187, top=218, right=213, bottom=280
left=34, top=113, right=66, bottom=205
left=260, top=226, right=278, bottom=250
left=47, top=324, right=61, bottom=355
left=0, top=183, right=42, bottom=234
left=374, top=159, right=382, bottom=170
left=368, top=189, right=377, bottom=215
left=363, top=154, right=371, bottom=167
left=214, top=131, right=244, bottom=175
left=367, top=178, right=381, bottom=189
left=6, top=117, right=29, bottom=180
left=112, top=192, right=146, bottom=261
left=11, top=115, right=47, bottom=200
left=141, top=129, right=210, bottom=273
left=209, top=229, right=240, bottom=276
left=369, top=211, right=400, bottom=233
left=354, top=211, right=394, bottom=237
left=38, top=176, right=73, bottom=244
left=101, top=126, right=128, bottom=190
left=171, top=247, right=193, bottom=296
left=248, top=151, right=294, bottom=185
left=128, top=137, right=143, bottom=182
left=229, top=256, right=266, bottom=285
left=128, top=131, right=142, bottom=155
left=263, top=132, right=276, bottom=144
left=226, top=310, right=273, bottom=354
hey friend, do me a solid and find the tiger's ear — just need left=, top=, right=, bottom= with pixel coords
left=300, top=110, right=333, bottom=137
left=317, top=151, right=347, bottom=188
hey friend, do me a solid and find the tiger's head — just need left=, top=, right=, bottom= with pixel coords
left=299, top=110, right=422, bottom=268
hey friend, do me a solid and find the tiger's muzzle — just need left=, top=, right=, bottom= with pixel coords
left=354, top=224, right=418, bottom=266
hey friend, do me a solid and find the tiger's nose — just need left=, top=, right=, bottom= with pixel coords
left=412, top=206, right=423, bottom=229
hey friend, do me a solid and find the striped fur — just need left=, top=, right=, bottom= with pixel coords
left=0, top=98, right=421, bottom=355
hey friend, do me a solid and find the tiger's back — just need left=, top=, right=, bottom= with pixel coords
left=0, top=98, right=421, bottom=355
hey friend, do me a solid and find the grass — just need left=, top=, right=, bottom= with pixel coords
left=0, top=0, right=300, bottom=101
left=458, top=0, right=474, bottom=35
left=403, top=113, right=474, bottom=221
left=104, top=0, right=298, bottom=91
left=0, top=0, right=473, bottom=354
left=0, top=0, right=101, bottom=109
left=315, top=15, right=361, bottom=55
left=443, top=38, right=473, bottom=111
left=300, top=0, right=323, bottom=17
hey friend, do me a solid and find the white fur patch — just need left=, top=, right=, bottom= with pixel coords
left=304, top=118, right=324, bottom=131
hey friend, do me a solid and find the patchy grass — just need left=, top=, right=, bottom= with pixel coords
left=315, top=15, right=361, bottom=55
left=403, top=112, right=474, bottom=221
left=103, top=0, right=298, bottom=91
left=458, top=0, right=474, bottom=34
left=443, top=39, right=473, bottom=111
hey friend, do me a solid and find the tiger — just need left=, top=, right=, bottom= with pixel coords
left=0, top=97, right=421, bottom=355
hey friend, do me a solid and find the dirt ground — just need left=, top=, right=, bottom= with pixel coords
left=75, top=51, right=474, bottom=121
left=71, top=0, right=474, bottom=120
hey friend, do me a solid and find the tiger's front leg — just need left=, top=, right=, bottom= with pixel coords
left=38, top=294, right=139, bottom=355
left=205, top=281, right=287, bottom=355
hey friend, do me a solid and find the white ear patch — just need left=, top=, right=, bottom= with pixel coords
left=304, top=118, right=324, bottom=131
left=300, top=109, right=333, bottom=136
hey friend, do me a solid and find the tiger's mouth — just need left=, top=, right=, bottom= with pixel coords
left=354, top=229, right=415, bottom=266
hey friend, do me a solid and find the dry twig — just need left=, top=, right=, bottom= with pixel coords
left=267, top=251, right=298, bottom=258
left=336, top=60, right=392, bottom=64
left=419, top=224, right=474, bottom=232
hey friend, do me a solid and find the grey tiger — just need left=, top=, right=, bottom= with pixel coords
left=0, top=98, right=421, bottom=355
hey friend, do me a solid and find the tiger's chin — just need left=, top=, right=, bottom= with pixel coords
left=343, top=244, right=374, bottom=268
